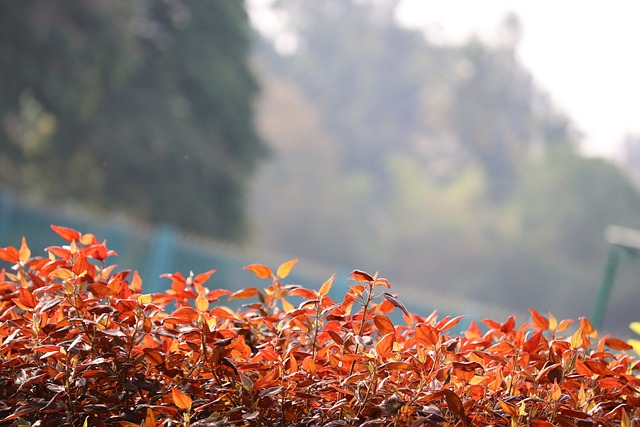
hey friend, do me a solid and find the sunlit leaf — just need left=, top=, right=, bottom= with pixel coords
left=437, top=315, right=465, bottom=332
left=0, top=246, right=20, bottom=263
left=244, top=264, right=273, bottom=279
left=163, top=307, right=199, bottom=324
left=350, top=269, right=374, bottom=283
left=373, top=315, right=395, bottom=336
left=88, top=284, right=119, bottom=298
left=130, top=271, right=143, bottom=293
left=529, top=308, right=550, bottom=331
left=18, top=287, right=37, bottom=309
left=172, top=387, right=192, bottom=411
left=604, top=337, right=633, bottom=351
left=415, top=323, right=439, bottom=347
left=195, top=292, right=209, bottom=313
left=227, top=287, right=259, bottom=301
left=18, top=237, right=30, bottom=264
left=288, top=287, right=318, bottom=300
left=51, top=225, right=81, bottom=242
left=375, top=332, right=395, bottom=358
left=145, top=407, right=157, bottom=427
left=318, top=274, right=335, bottom=296
left=194, top=269, right=217, bottom=286
left=276, top=258, right=299, bottom=279
left=550, top=379, right=561, bottom=401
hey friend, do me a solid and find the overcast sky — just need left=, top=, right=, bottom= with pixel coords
left=396, top=0, right=640, bottom=160
left=248, top=0, right=640, bottom=160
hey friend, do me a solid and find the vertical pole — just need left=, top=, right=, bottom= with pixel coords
left=144, top=225, right=176, bottom=293
left=0, top=189, right=14, bottom=243
left=592, top=245, right=620, bottom=330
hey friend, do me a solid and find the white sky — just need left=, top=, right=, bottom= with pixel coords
left=395, top=0, right=640, bottom=160
left=248, top=0, right=640, bottom=160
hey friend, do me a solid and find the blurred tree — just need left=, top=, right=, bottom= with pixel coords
left=0, top=0, right=265, bottom=240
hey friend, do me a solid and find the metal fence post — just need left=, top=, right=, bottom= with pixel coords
left=144, top=225, right=177, bottom=293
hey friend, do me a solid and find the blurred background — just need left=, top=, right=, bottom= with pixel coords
left=1, top=0, right=639, bottom=335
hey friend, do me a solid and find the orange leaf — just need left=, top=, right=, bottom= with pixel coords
left=163, top=307, right=199, bottom=324
left=350, top=269, right=374, bottom=283
left=0, top=246, right=20, bottom=263
left=375, top=332, right=396, bottom=358
left=194, top=269, right=216, bottom=286
left=302, top=356, right=317, bottom=374
left=529, top=308, right=550, bottom=331
left=195, top=292, right=209, bottom=313
left=244, top=264, right=273, bottom=279
left=318, top=274, right=335, bottom=296
left=19, top=237, right=30, bottom=263
left=437, top=315, right=466, bottom=332
left=88, top=284, right=119, bottom=298
left=172, top=387, right=192, bottom=411
left=416, top=323, right=439, bottom=347
left=18, top=287, right=37, bottom=309
left=570, top=329, right=584, bottom=349
left=227, top=287, right=259, bottom=301
left=550, top=378, right=561, bottom=401
left=288, top=287, right=318, bottom=300
left=604, top=337, right=633, bottom=351
left=276, top=258, right=298, bottom=279
left=51, top=225, right=81, bottom=242
left=130, top=271, right=143, bottom=293
left=373, top=315, right=395, bottom=336
left=145, top=407, right=157, bottom=427
left=498, top=399, right=519, bottom=418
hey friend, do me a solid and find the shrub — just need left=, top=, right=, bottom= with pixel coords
left=0, top=225, right=639, bottom=426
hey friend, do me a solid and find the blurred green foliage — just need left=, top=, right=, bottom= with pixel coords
left=0, top=0, right=265, bottom=241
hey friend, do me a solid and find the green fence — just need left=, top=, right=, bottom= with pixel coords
left=0, top=190, right=354, bottom=302
left=0, top=189, right=507, bottom=327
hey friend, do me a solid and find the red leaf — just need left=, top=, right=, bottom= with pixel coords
left=51, top=225, right=81, bottom=242
left=244, top=264, right=273, bottom=279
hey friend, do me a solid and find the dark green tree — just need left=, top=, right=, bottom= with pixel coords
left=0, top=0, right=265, bottom=240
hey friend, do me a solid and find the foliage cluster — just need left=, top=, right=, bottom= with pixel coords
left=1, top=226, right=640, bottom=426
left=0, top=1, right=264, bottom=240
